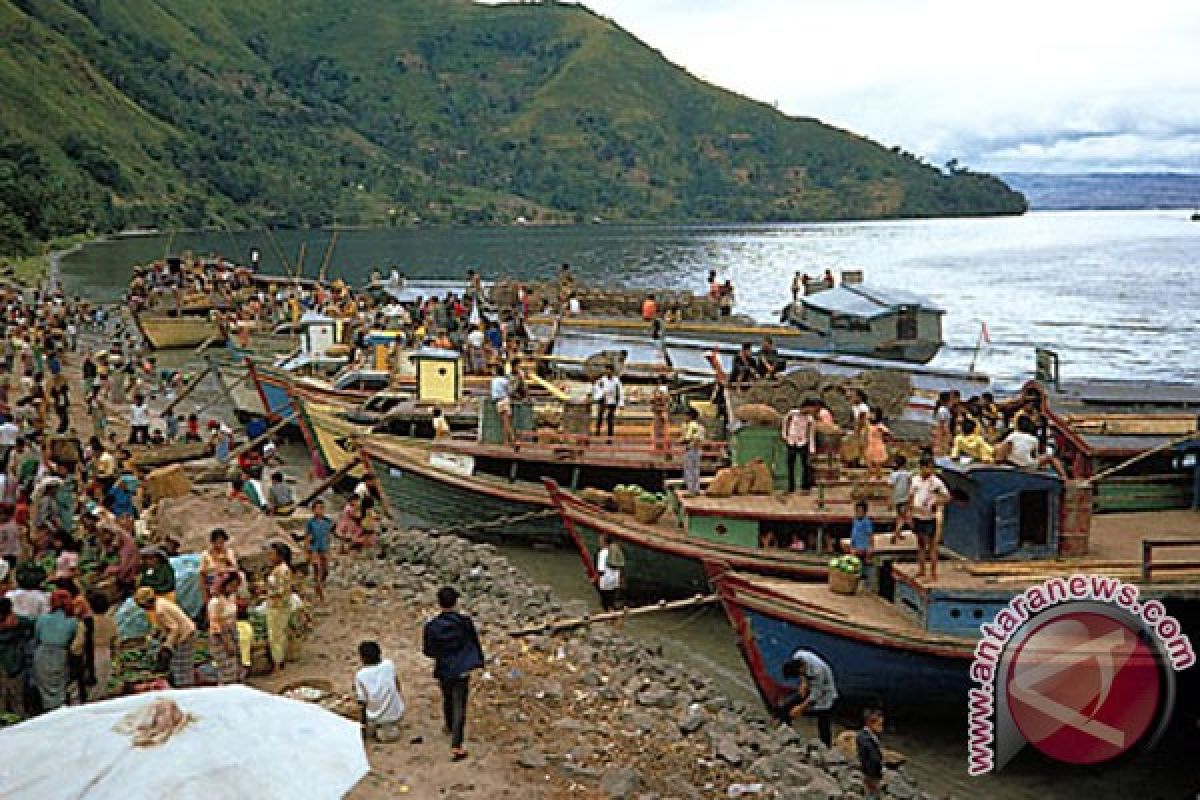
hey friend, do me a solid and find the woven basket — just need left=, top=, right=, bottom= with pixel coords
left=633, top=499, right=666, bottom=525
left=828, top=569, right=859, bottom=595
left=613, top=488, right=638, bottom=514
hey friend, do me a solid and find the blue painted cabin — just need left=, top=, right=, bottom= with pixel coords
left=937, top=459, right=1063, bottom=560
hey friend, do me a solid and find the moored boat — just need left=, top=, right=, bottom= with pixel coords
left=134, top=314, right=223, bottom=350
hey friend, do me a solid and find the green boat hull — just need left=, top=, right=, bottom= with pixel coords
left=569, top=515, right=711, bottom=600
left=368, top=453, right=563, bottom=544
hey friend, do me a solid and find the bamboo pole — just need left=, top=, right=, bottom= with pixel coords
left=317, top=230, right=340, bottom=284
left=507, top=593, right=718, bottom=637
left=225, top=412, right=296, bottom=462
left=1086, top=430, right=1200, bottom=485
left=161, top=367, right=212, bottom=416
left=295, top=457, right=362, bottom=508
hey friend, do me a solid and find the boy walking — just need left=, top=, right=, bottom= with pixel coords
left=305, top=499, right=332, bottom=602
left=888, top=455, right=913, bottom=541
left=422, top=586, right=485, bottom=761
left=681, top=407, right=705, bottom=496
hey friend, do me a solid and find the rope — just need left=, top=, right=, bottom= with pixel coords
left=435, top=508, right=558, bottom=536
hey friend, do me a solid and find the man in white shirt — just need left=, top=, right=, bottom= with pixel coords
left=466, top=326, right=486, bottom=375
left=594, top=535, right=624, bottom=612
left=490, top=366, right=514, bottom=445
left=593, top=365, right=623, bottom=439
left=995, top=417, right=1067, bottom=478
left=129, top=393, right=151, bottom=445
left=0, top=417, right=19, bottom=471
left=781, top=399, right=817, bottom=493
left=354, top=641, right=406, bottom=741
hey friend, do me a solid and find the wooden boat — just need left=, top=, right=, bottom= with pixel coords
left=129, top=441, right=212, bottom=470
left=290, top=393, right=370, bottom=480
left=216, top=365, right=271, bottom=421
left=134, top=314, right=222, bottom=350
left=358, top=436, right=562, bottom=543
left=359, top=429, right=728, bottom=544
left=708, top=461, right=1200, bottom=711
left=707, top=566, right=975, bottom=711
left=1027, top=374, right=1200, bottom=511
left=545, top=479, right=841, bottom=600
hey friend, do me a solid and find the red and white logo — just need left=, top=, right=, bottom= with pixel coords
left=1005, top=611, right=1162, bottom=765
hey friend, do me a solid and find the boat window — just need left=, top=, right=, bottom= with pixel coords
left=831, top=313, right=872, bottom=332
left=896, top=306, right=919, bottom=340
left=715, top=523, right=729, bottom=537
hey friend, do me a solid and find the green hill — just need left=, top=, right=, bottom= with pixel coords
left=0, top=0, right=1026, bottom=254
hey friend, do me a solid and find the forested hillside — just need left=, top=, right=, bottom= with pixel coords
left=0, top=0, right=1026, bottom=254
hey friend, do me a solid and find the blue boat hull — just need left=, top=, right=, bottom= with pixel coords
left=741, top=607, right=971, bottom=710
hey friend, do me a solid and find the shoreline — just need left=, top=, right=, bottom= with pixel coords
left=268, top=528, right=935, bottom=800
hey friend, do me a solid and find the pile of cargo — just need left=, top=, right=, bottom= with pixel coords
left=492, top=280, right=721, bottom=320
left=731, top=368, right=912, bottom=425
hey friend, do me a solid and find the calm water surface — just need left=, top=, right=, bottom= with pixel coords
left=62, top=210, right=1200, bottom=387
left=62, top=211, right=1200, bottom=798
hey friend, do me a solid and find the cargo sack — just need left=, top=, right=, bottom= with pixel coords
left=706, top=467, right=740, bottom=498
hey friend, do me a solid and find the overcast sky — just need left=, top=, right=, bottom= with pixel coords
left=571, top=0, right=1200, bottom=173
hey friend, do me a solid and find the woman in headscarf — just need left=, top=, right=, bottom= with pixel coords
left=134, top=586, right=196, bottom=688
left=33, top=589, right=78, bottom=711
left=207, top=572, right=242, bottom=684
left=265, top=542, right=293, bottom=673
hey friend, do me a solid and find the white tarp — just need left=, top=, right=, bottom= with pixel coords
left=0, top=686, right=368, bottom=799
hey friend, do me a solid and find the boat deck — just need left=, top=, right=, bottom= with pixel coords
left=733, top=574, right=968, bottom=644
left=679, top=490, right=897, bottom=524
left=891, top=510, right=1200, bottom=592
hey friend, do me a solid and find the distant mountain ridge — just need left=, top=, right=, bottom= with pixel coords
left=1001, top=173, right=1200, bottom=210
left=0, top=0, right=1025, bottom=255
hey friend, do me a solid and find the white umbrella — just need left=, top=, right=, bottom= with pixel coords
left=0, top=686, right=368, bottom=799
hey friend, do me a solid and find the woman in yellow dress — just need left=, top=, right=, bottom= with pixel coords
left=265, top=542, right=293, bottom=673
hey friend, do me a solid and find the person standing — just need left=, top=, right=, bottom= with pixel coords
left=593, top=535, right=624, bottom=612
left=86, top=592, right=118, bottom=700
left=888, top=456, right=914, bottom=541
left=207, top=573, right=242, bottom=685
left=781, top=648, right=838, bottom=746
left=650, top=376, right=670, bottom=452
left=422, top=586, right=485, bottom=762
left=909, top=455, right=950, bottom=580
left=129, top=393, right=150, bottom=445
left=594, top=365, right=623, bottom=439
left=305, top=499, right=332, bottom=603
left=681, top=407, right=705, bottom=496
left=781, top=400, right=816, bottom=493
left=857, top=709, right=886, bottom=800
left=490, top=366, right=514, bottom=446
left=0, top=596, right=32, bottom=715
left=33, top=589, right=78, bottom=710
left=264, top=542, right=293, bottom=673
left=864, top=407, right=891, bottom=483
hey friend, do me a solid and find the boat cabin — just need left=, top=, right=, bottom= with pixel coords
left=938, top=460, right=1063, bottom=560
left=789, top=284, right=944, bottom=364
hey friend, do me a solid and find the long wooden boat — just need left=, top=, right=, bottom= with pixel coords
left=129, top=441, right=212, bottom=470
left=545, top=479, right=835, bottom=600
left=216, top=365, right=270, bottom=421
left=134, top=314, right=222, bottom=350
left=358, top=436, right=562, bottom=543
left=291, top=392, right=370, bottom=480
left=1035, top=377, right=1200, bottom=512
left=707, top=566, right=975, bottom=711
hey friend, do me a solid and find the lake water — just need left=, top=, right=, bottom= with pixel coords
left=61, top=210, right=1200, bottom=388
left=62, top=211, right=1200, bottom=798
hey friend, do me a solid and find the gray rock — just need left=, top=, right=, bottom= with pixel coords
left=518, top=749, right=548, bottom=769
left=678, top=709, right=708, bottom=735
left=600, top=767, right=641, bottom=799
left=635, top=686, right=676, bottom=708
left=884, top=773, right=918, bottom=799
left=580, top=668, right=604, bottom=687
left=714, top=735, right=744, bottom=766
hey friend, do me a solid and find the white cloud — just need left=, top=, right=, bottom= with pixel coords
left=565, top=0, right=1200, bottom=172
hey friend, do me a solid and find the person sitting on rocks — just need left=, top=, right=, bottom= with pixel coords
left=355, top=640, right=406, bottom=743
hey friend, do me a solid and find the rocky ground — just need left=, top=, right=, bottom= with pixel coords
left=250, top=527, right=943, bottom=800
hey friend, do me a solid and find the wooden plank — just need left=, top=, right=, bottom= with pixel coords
left=507, top=594, right=718, bottom=636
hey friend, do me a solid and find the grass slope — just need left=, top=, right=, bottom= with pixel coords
left=0, top=0, right=1026, bottom=258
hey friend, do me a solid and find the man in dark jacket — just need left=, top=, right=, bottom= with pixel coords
left=422, top=586, right=485, bottom=761
left=856, top=708, right=885, bottom=799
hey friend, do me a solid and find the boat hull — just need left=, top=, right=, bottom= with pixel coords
left=291, top=393, right=368, bottom=480
left=134, top=314, right=222, bottom=350
left=709, top=569, right=974, bottom=712
left=359, top=440, right=562, bottom=544
left=546, top=480, right=827, bottom=601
